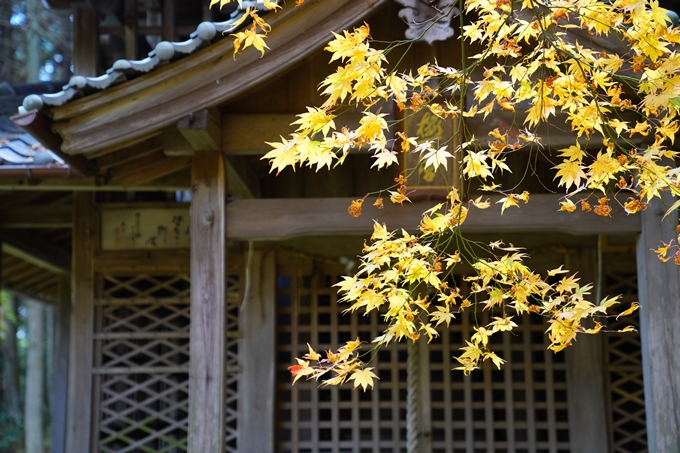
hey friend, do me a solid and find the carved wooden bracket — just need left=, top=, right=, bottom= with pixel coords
left=395, top=0, right=458, bottom=44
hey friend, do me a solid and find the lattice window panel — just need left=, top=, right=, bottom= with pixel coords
left=93, top=272, right=242, bottom=453
left=225, top=271, right=241, bottom=453
left=277, top=266, right=409, bottom=453
left=430, top=311, right=570, bottom=453
left=276, top=267, right=570, bottom=453
left=603, top=260, right=648, bottom=453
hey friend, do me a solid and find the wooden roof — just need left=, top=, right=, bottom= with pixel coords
left=20, top=0, right=388, bottom=160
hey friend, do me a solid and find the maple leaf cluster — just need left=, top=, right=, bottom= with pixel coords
left=209, top=0, right=680, bottom=387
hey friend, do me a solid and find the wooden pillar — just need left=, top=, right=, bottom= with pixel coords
left=66, top=192, right=95, bottom=453
left=406, top=338, right=432, bottom=453
left=25, top=299, right=44, bottom=453
left=50, top=274, right=70, bottom=453
left=163, top=0, right=175, bottom=41
left=239, top=250, right=276, bottom=452
left=565, top=247, right=609, bottom=453
left=124, top=0, right=138, bottom=60
left=73, top=8, right=98, bottom=76
left=636, top=195, right=680, bottom=453
left=188, top=149, right=227, bottom=452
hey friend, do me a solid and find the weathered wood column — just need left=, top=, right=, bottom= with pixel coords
left=565, top=247, right=609, bottom=453
left=181, top=110, right=228, bottom=452
left=50, top=274, right=70, bottom=453
left=636, top=196, right=680, bottom=453
left=66, top=192, right=95, bottom=453
left=239, top=250, right=276, bottom=452
left=73, top=8, right=98, bottom=77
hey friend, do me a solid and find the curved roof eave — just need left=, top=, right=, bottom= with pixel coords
left=31, top=0, right=388, bottom=157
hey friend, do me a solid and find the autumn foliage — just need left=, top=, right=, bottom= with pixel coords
left=211, top=0, right=680, bottom=389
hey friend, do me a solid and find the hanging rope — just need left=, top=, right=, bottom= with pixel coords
left=406, top=339, right=420, bottom=453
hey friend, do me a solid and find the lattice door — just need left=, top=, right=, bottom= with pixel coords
left=429, top=310, right=570, bottom=453
left=603, top=257, right=648, bottom=453
left=94, top=274, right=191, bottom=453
left=276, top=266, right=570, bottom=453
left=93, top=271, right=242, bottom=453
left=277, top=265, right=409, bottom=453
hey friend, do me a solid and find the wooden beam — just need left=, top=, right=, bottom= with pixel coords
left=222, top=114, right=296, bottom=155
left=95, top=135, right=164, bottom=170
left=50, top=274, right=70, bottom=453
left=565, top=247, right=609, bottom=453
left=188, top=150, right=227, bottom=452
left=94, top=249, right=190, bottom=273
left=177, top=109, right=257, bottom=198
left=225, top=156, right=259, bottom=199
left=108, top=150, right=167, bottom=180
left=177, top=109, right=221, bottom=152
left=221, top=113, right=365, bottom=155
left=1, top=230, right=71, bottom=274
left=465, top=110, right=647, bottom=150
left=0, top=168, right=192, bottom=191
left=239, top=251, right=275, bottom=453
left=0, top=205, right=72, bottom=228
left=636, top=195, right=680, bottom=453
left=162, top=126, right=194, bottom=156
left=118, top=155, right=192, bottom=188
left=10, top=111, right=94, bottom=176
left=65, top=192, right=96, bottom=453
left=224, top=194, right=641, bottom=240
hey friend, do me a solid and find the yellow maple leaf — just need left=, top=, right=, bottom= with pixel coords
left=616, top=302, right=640, bottom=320
left=553, top=160, right=586, bottom=190
left=484, top=351, right=506, bottom=370
left=303, top=343, right=321, bottom=361
left=348, top=367, right=379, bottom=391
left=559, top=199, right=576, bottom=212
left=430, top=305, right=456, bottom=328
left=618, top=325, right=638, bottom=333
left=231, top=27, right=269, bottom=58
left=263, top=0, right=281, bottom=11
left=556, top=274, right=580, bottom=294
left=471, top=196, right=491, bottom=209
left=497, top=194, right=520, bottom=214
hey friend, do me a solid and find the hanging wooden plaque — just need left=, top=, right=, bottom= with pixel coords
left=101, top=207, right=191, bottom=250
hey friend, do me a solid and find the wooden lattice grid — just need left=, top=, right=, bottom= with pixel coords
left=98, top=372, right=189, bottom=453
left=603, top=261, right=648, bottom=453
left=276, top=266, right=570, bottom=453
left=429, top=311, right=570, bottom=453
left=93, top=271, right=242, bottom=453
left=225, top=272, right=241, bottom=453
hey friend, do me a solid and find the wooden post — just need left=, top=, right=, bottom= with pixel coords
left=188, top=149, right=227, bottom=453
left=239, top=250, right=276, bottom=452
left=73, top=8, right=98, bottom=76
left=636, top=195, right=680, bottom=453
left=124, top=0, right=138, bottom=60
left=25, top=299, right=44, bottom=453
left=50, top=274, right=70, bottom=453
left=417, top=339, right=432, bottom=453
left=163, top=0, right=175, bottom=41
left=565, top=247, right=609, bottom=453
left=66, top=192, right=95, bottom=453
